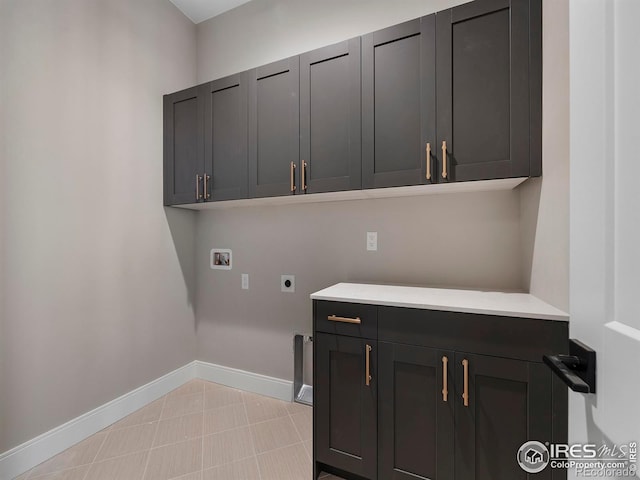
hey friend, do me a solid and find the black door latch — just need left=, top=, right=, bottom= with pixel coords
left=543, top=339, right=596, bottom=394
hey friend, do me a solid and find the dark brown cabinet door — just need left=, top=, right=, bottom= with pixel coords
left=454, top=353, right=553, bottom=480
left=248, top=57, right=300, bottom=198
left=314, top=333, right=377, bottom=480
left=202, top=73, right=248, bottom=201
left=163, top=86, right=204, bottom=205
left=436, top=0, right=542, bottom=182
left=300, top=39, right=361, bottom=194
left=378, top=342, right=454, bottom=480
left=362, top=16, right=436, bottom=189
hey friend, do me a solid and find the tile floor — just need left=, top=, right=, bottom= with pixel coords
left=14, top=380, right=343, bottom=480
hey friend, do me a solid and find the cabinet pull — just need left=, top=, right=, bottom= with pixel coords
left=365, top=344, right=372, bottom=386
left=301, top=160, right=307, bottom=192
left=442, top=141, right=448, bottom=179
left=462, top=358, right=469, bottom=407
left=442, top=356, right=448, bottom=402
left=204, top=174, right=211, bottom=200
left=327, top=315, right=361, bottom=324
left=426, top=143, right=432, bottom=180
left=195, top=174, right=203, bottom=200
left=290, top=161, right=296, bottom=193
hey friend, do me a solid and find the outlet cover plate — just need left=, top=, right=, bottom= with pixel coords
left=281, top=275, right=295, bottom=293
left=367, top=232, right=378, bottom=251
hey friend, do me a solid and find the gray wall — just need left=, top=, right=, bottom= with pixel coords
left=194, top=0, right=570, bottom=382
left=196, top=0, right=472, bottom=83
left=0, top=0, right=570, bottom=454
left=0, top=21, right=6, bottom=451
left=0, top=0, right=198, bottom=452
left=520, top=0, right=570, bottom=312
left=196, top=191, right=522, bottom=379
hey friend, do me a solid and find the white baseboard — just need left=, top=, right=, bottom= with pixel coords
left=195, top=361, right=293, bottom=402
left=0, top=360, right=293, bottom=479
left=0, top=361, right=196, bottom=480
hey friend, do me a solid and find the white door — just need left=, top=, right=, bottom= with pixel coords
left=570, top=0, right=640, bottom=478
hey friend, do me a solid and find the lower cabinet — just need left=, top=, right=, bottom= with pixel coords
left=378, top=343, right=454, bottom=480
left=315, top=333, right=377, bottom=480
left=313, top=301, right=568, bottom=480
left=454, top=353, right=553, bottom=480
left=378, top=345, right=555, bottom=480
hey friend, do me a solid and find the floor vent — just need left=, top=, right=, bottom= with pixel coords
left=293, top=334, right=313, bottom=406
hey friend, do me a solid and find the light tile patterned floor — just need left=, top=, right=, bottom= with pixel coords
left=14, top=380, right=343, bottom=480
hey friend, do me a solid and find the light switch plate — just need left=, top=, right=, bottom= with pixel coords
left=367, top=232, right=378, bottom=251
left=241, top=273, right=249, bottom=290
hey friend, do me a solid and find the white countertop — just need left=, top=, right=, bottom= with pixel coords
left=310, top=283, right=569, bottom=321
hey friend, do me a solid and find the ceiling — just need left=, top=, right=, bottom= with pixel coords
left=169, top=0, right=252, bottom=24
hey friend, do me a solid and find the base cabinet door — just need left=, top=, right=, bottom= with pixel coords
left=454, top=353, right=554, bottom=480
left=315, top=333, right=377, bottom=480
left=378, top=342, right=454, bottom=480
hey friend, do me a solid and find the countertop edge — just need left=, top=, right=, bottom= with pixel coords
left=309, top=292, right=570, bottom=322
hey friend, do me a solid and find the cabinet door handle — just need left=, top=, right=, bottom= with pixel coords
left=365, top=344, right=372, bottom=386
left=290, top=161, right=296, bottom=193
left=426, top=143, right=432, bottom=180
left=442, top=140, right=448, bottom=179
left=195, top=174, right=203, bottom=200
left=327, top=315, right=361, bottom=324
left=442, top=356, right=448, bottom=402
left=301, top=160, right=307, bottom=192
left=204, top=174, right=211, bottom=200
left=462, top=358, right=469, bottom=407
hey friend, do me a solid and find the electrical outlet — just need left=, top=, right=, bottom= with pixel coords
left=281, top=275, right=295, bottom=293
left=367, top=232, right=378, bottom=251
left=241, top=273, right=249, bottom=290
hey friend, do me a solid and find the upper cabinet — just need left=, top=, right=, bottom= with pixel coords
left=436, top=0, right=542, bottom=182
left=248, top=57, right=300, bottom=198
left=163, top=74, right=248, bottom=206
left=163, top=0, right=542, bottom=206
left=163, top=86, right=203, bottom=206
left=202, top=72, right=249, bottom=202
left=300, top=39, right=362, bottom=193
left=362, top=17, right=436, bottom=189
